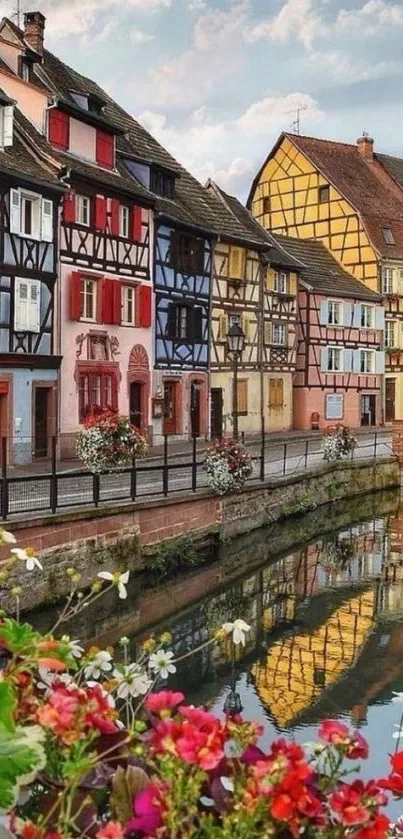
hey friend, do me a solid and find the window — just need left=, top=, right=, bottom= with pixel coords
left=228, top=313, right=241, bottom=329
left=263, top=196, right=271, bottom=214
left=318, top=185, right=330, bottom=203
left=269, top=378, right=284, bottom=409
left=327, top=347, right=342, bottom=372
left=21, top=61, right=31, bottom=82
left=236, top=379, right=248, bottom=415
left=76, top=195, right=90, bottom=226
left=0, top=104, right=13, bottom=148
left=14, top=278, right=41, bottom=333
left=170, top=232, right=204, bottom=275
left=167, top=303, right=203, bottom=341
left=360, top=350, right=374, bottom=373
left=383, top=226, right=395, bottom=245
left=80, top=278, right=96, bottom=321
left=325, top=393, right=343, bottom=420
left=327, top=300, right=342, bottom=325
left=360, top=304, right=374, bottom=328
left=9, top=189, right=53, bottom=241
left=272, top=323, right=287, bottom=345
left=78, top=371, right=118, bottom=421
left=122, top=285, right=136, bottom=326
left=382, top=266, right=394, bottom=294
left=274, top=271, right=288, bottom=294
left=70, top=91, right=89, bottom=110
left=385, top=320, right=396, bottom=348
left=120, top=205, right=129, bottom=238
left=150, top=168, right=175, bottom=198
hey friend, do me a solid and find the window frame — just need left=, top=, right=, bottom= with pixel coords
left=76, top=194, right=91, bottom=227
left=166, top=301, right=203, bottom=342
left=263, top=196, right=271, bottom=214
left=14, top=277, right=41, bottom=333
left=318, top=184, right=330, bottom=204
left=274, top=270, right=288, bottom=295
left=79, top=277, right=97, bottom=322
left=78, top=369, right=118, bottom=423
left=382, top=226, right=395, bottom=245
left=360, top=304, right=374, bottom=329
left=360, top=349, right=374, bottom=374
left=327, top=346, right=343, bottom=372
left=382, top=266, right=394, bottom=295
left=325, top=393, right=344, bottom=421
left=272, top=322, right=287, bottom=345
left=327, top=300, right=342, bottom=326
left=119, top=205, right=129, bottom=239
left=20, top=190, right=41, bottom=239
left=121, top=284, right=136, bottom=326
left=385, top=320, right=396, bottom=348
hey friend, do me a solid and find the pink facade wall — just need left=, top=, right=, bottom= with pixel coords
left=0, top=39, right=20, bottom=74
left=0, top=70, right=47, bottom=130
left=69, top=118, right=96, bottom=162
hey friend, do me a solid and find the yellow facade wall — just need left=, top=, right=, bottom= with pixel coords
left=210, top=371, right=293, bottom=434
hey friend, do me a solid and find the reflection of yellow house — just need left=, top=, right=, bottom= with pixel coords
left=252, top=590, right=376, bottom=727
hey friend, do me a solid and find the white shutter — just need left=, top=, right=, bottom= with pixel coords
left=352, top=349, right=361, bottom=373
left=28, top=281, right=40, bottom=332
left=353, top=303, right=361, bottom=327
left=344, top=349, right=352, bottom=371
left=14, top=278, right=28, bottom=330
left=9, top=188, right=20, bottom=234
left=2, top=105, right=13, bottom=147
left=375, top=306, right=385, bottom=330
left=319, top=301, right=328, bottom=325
left=41, top=198, right=53, bottom=242
left=321, top=347, right=329, bottom=372
left=375, top=351, right=385, bottom=374
left=343, top=302, right=353, bottom=327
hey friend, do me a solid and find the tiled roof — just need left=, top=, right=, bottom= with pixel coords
left=377, top=153, right=403, bottom=187
left=274, top=235, right=380, bottom=301
left=0, top=108, right=60, bottom=187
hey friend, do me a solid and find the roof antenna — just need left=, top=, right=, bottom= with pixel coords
left=283, top=104, right=308, bottom=135
left=12, top=0, right=21, bottom=28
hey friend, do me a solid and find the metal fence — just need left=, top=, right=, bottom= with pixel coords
left=0, top=431, right=394, bottom=521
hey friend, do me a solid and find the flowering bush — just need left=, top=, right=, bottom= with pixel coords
left=204, top=438, right=253, bottom=495
left=76, top=410, right=148, bottom=473
left=323, top=424, right=358, bottom=462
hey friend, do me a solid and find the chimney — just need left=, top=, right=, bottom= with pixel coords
left=357, top=133, right=374, bottom=162
left=23, top=11, right=46, bottom=56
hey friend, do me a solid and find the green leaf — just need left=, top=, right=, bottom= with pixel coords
left=0, top=684, right=16, bottom=733
left=1, top=619, right=39, bottom=654
left=0, top=724, right=46, bottom=813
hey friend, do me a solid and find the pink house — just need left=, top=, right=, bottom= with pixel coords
left=275, top=236, right=385, bottom=430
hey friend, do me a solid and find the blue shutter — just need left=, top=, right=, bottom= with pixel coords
left=352, top=349, right=361, bottom=373
left=375, top=351, right=385, bottom=374
left=343, top=302, right=353, bottom=327
left=375, top=306, right=385, bottom=330
left=353, top=303, right=361, bottom=327
left=344, top=349, right=352, bottom=371
left=321, top=347, right=329, bottom=372
left=320, top=300, right=328, bottom=325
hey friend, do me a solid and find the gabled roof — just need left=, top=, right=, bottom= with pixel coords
left=248, top=131, right=403, bottom=261
left=0, top=106, right=60, bottom=189
left=274, top=235, right=380, bottom=301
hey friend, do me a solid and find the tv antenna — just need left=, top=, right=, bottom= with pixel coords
left=283, top=104, right=309, bottom=135
left=12, top=0, right=21, bottom=27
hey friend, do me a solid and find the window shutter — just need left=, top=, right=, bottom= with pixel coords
left=28, top=281, right=40, bottom=332
left=343, top=302, right=353, bottom=327
left=9, top=188, right=20, bottom=233
left=41, top=198, right=53, bottom=242
left=353, top=303, right=361, bottom=327
left=375, top=306, right=385, bottom=330
left=110, top=198, right=120, bottom=235
left=343, top=349, right=352, bottom=372
left=70, top=271, right=81, bottom=320
left=102, top=278, right=114, bottom=324
left=169, top=231, right=180, bottom=268
left=48, top=109, right=69, bottom=150
left=96, top=130, right=114, bottom=169
left=94, top=196, right=107, bottom=230
left=375, top=351, right=385, bottom=374
left=266, top=269, right=275, bottom=291
left=15, top=279, right=28, bottom=330
left=229, top=247, right=243, bottom=279
left=193, top=306, right=203, bottom=341
left=167, top=302, right=176, bottom=337
left=113, top=280, right=122, bottom=325
left=63, top=191, right=75, bottom=224
left=218, top=312, right=227, bottom=340
left=131, top=206, right=142, bottom=242
left=321, top=347, right=329, bottom=372
left=3, top=105, right=13, bottom=147
left=241, top=314, right=250, bottom=341
left=139, top=284, right=152, bottom=328
left=237, top=380, right=247, bottom=414
left=319, top=301, right=328, bottom=325
left=352, top=349, right=361, bottom=373
left=264, top=321, right=272, bottom=344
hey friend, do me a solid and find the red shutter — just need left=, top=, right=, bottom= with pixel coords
left=95, top=196, right=107, bottom=230
left=63, top=191, right=75, bottom=223
left=48, top=109, right=69, bottom=150
left=70, top=271, right=81, bottom=320
left=96, top=130, right=114, bottom=169
left=110, top=198, right=120, bottom=235
left=131, top=205, right=142, bottom=242
left=139, top=284, right=152, bottom=328
left=102, top=277, right=114, bottom=324
left=113, top=280, right=122, bottom=325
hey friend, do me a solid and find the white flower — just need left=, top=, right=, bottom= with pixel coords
left=83, top=650, right=113, bottom=681
left=222, top=619, right=251, bottom=646
left=37, top=667, right=72, bottom=693
left=0, top=527, right=16, bottom=545
left=113, top=664, right=151, bottom=699
left=61, top=636, right=84, bottom=659
left=149, top=649, right=177, bottom=680
left=11, top=547, right=43, bottom=571
left=97, top=570, right=130, bottom=599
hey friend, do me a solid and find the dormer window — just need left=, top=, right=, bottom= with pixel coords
left=21, top=61, right=31, bottom=83
left=70, top=92, right=89, bottom=111
left=0, top=105, right=13, bottom=148
left=382, top=226, right=395, bottom=245
left=150, top=168, right=175, bottom=199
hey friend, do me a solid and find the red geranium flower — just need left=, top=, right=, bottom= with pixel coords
left=145, top=691, right=185, bottom=716
left=318, top=719, right=368, bottom=758
left=353, top=814, right=390, bottom=839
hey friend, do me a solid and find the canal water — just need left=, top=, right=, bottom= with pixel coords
left=31, top=489, right=403, bottom=815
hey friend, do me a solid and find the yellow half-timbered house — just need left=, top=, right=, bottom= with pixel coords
left=206, top=182, right=300, bottom=435
left=248, top=132, right=403, bottom=422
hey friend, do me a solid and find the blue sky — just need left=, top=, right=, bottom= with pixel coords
left=9, top=0, right=403, bottom=198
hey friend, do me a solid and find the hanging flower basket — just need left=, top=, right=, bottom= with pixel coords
left=323, top=424, right=357, bottom=462
left=204, top=438, right=253, bottom=495
left=76, top=410, right=148, bottom=473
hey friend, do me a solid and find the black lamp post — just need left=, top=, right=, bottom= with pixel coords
left=227, top=323, right=245, bottom=441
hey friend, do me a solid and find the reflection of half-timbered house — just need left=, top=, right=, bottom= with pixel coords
left=0, top=14, right=154, bottom=453
left=0, top=102, right=61, bottom=463
left=276, top=236, right=385, bottom=430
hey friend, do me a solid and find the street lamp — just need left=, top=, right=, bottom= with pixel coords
left=227, top=323, right=245, bottom=441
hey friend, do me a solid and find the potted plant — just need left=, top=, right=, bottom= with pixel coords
left=76, top=409, right=148, bottom=473
left=204, top=438, right=253, bottom=495
left=323, top=424, right=357, bottom=462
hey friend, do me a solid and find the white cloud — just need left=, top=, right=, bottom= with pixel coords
left=238, top=92, right=323, bottom=132
left=309, top=49, right=402, bottom=82
left=194, top=2, right=249, bottom=51
left=130, top=29, right=155, bottom=44
left=336, top=0, right=403, bottom=32
left=246, top=0, right=326, bottom=49
left=38, top=0, right=171, bottom=39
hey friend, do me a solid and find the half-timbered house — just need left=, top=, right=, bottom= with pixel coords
left=0, top=13, right=154, bottom=454
left=0, top=101, right=62, bottom=463
left=275, top=236, right=385, bottom=430
left=247, top=131, right=403, bottom=423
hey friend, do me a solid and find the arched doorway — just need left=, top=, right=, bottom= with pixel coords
left=128, top=345, right=150, bottom=433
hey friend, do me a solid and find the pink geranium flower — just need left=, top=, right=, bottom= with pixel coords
left=125, top=785, right=164, bottom=836
left=145, top=691, right=185, bottom=716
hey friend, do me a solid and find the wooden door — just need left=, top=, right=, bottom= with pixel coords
left=385, top=379, right=396, bottom=423
left=360, top=394, right=376, bottom=427
left=210, top=388, right=223, bottom=439
left=163, top=382, right=178, bottom=435
left=130, top=382, right=142, bottom=429
left=34, top=388, right=48, bottom=458
left=190, top=382, right=201, bottom=438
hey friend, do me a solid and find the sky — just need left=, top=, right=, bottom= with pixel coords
left=5, top=0, right=403, bottom=200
